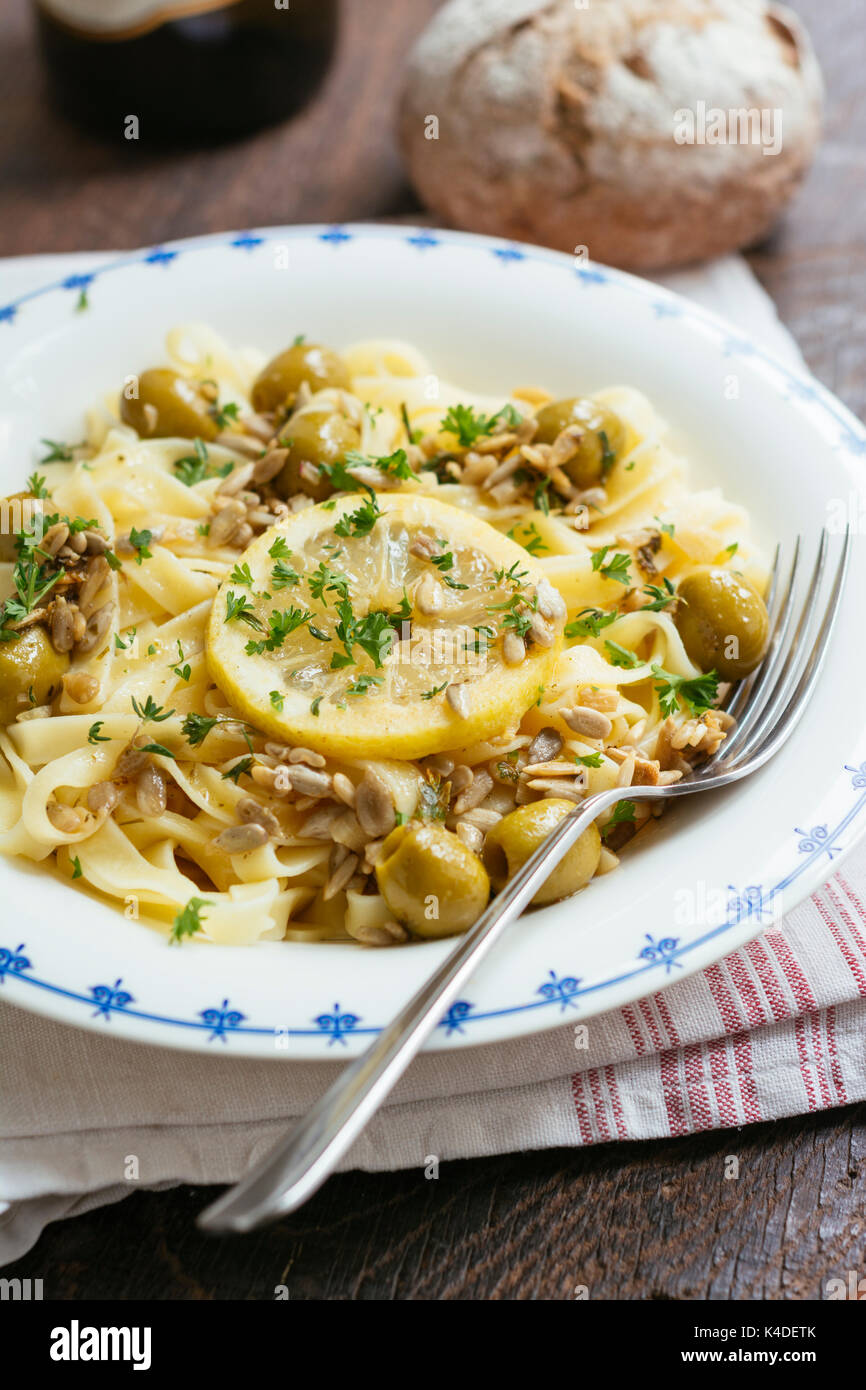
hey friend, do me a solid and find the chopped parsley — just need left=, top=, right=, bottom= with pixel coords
left=211, top=401, right=240, bottom=430
left=308, top=561, right=350, bottom=605
left=651, top=665, right=720, bottom=717
left=602, top=801, right=636, bottom=840
left=131, top=694, right=174, bottom=723
left=245, top=606, right=312, bottom=654
left=71, top=856, right=83, bottom=880
left=421, top=680, right=449, bottom=701
left=604, top=640, right=641, bottom=669
left=344, top=446, right=414, bottom=481
left=26, top=471, right=49, bottom=499
left=431, top=550, right=468, bottom=590
left=591, top=547, right=632, bottom=586
left=271, top=558, right=300, bottom=589
left=229, top=562, right=254, bottom=588
left=640, top=578, right=676, bottom=612
left=565, top=608, right=618, bottom=640
left=269, top=690, right=285, bottom=711
left=507, top=520, right=548, bottom=556
left=128, top=527, right=153, bottom=565
left=573, top=751, right=604, bottom=768
left=599, top=429, right=616, bottom=480
left=39, top=439, right=81, bottom=464
left=171, top=641, right=191, bottom=682
left=169, top=896, right=212, bottom=945
left=334, top=492, right=381, bottom=538
left=181, top=712, right=218, bottom=747
left=224, top=590, right=262, bottom=630
left=440, top=402, right=523, bottom=448
left=221, top=756, right=253, bottom=784
left=346, top=673, right=383, bottom=697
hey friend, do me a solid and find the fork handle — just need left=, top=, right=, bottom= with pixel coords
left=198, top=784, right=638, bottom=1234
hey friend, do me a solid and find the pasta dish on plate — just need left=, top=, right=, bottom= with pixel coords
left=0, top=328, right=770, bottom=947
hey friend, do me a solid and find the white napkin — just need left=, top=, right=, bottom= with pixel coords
left=3, top=248, right=859, bottom=1268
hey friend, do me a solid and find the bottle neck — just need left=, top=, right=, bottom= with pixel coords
left=37, top=0, right=239, bottom=42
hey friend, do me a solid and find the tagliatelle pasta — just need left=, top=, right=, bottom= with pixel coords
left=0, top=327, right=770, bottom=947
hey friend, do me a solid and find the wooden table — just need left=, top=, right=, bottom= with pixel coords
left=1, top=0, right=864, bottom=1300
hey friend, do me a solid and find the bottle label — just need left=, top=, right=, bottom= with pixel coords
left=39, top=1, right=238, bottom=40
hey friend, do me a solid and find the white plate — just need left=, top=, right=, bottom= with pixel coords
left=1, top=224, right=864, bottom=1058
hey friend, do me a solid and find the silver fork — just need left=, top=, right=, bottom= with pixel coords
left=198, top=529, right=850, bottom=1234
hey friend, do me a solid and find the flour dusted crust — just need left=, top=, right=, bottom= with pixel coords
left=398, top=0, right=823, bottom=270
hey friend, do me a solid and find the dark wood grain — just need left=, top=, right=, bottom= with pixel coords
left=3, top=1105, right=863, bottom=1300
left=0, top=0, right=864, bottom=1301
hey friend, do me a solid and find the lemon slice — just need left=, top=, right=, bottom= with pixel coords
left=206, top=493, right=563, bottom=759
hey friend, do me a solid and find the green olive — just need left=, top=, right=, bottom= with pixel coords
left=120, top=368, right=218, bottom=441
left=0, top=492, right=35, bottom=563
left=251, top=342, right=351, bottom=416
left=273, top=409, right=361, bottom=501
left=483, top=798, right=601, bottom=906
left=675, top=568, right=769, bottom=680
left=375, top=823, right=490, bottom=938
left=533, top=397, right=626, bottom=489
left=0, top=626, right=69, bottom=725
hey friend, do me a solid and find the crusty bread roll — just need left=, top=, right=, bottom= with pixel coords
left=399, top=0, right=823, bottom=270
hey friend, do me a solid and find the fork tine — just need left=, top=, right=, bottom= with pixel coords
left=716, top=535, right=803, bottom=764
left=727, top=530, right=830, bottom=764
left=723, top=542, right=783, bottom=724
left=743, top=527, right=851, bottom=769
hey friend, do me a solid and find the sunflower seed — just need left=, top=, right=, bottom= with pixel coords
left=522, top=759, right=580, bottom=778
left=534, top=578, right=567, bottom=622
left=63, top=671, right=99, bottom=704
left=76, top=601, right=115, bottom=654
left=331, top=810, right=367, bottom=852
left=446, top=683, right=470, bottom=719
left=416, top=571, right=443, bottom=615
left=288, top=746, right=326, bottom=768
left=286, top=764, right=332, bottom=798
left=449, top=764, right=473, bottom=795
left=252, top=448, right=288, bottom=485
left=503, top=633, right=525, bottom=666
left=455, top=821, right=483, bottom=853
left=453, top=769, right=493, bottom=815
left=87, top=781, right=119, bottom=814
left=332, top=772, right=356, bottom=808
left=238, top=797, right=281, bottom=838
left=527, top=727, right=563, bottom=764
left=47, top=802, right=87, bottom=833
left=115, top=744, right=149, bottom=778
left=215, top=431, right=262, bottom=458
left=217, top=461, right=255, bottom=497
left=213, top=822, right=269, bottom=854
left=51, top=597, right=75, bottom=653
left=348, top=920, right=408, bottom=948
left=323, top=851, right=359, bottom=901
left=207, top=500, right=246, bottom=547
left=527, top=611, right=554, bottom=648
left=562, top=706, right=612, bottom=739
left=77, top=556, right=112, bottom=618
left=355, top=769, right=396, bottom=838
left=42, top=522, right=69, bottom=556
left=297, top=804, right=341, bottom=839
left=136, top=764, right=166, bottom=817
left=456, top=806, right=501, bottom=832
left=83, top=529, right=109, bottom=555
left=527, top=778, right=586, bottom=801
